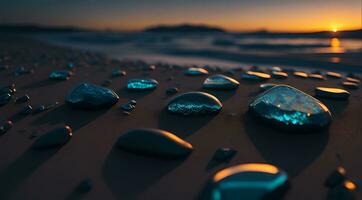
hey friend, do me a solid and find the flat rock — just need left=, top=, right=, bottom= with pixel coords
left=32, top=126, right=72, bottom=149
left=309, top=74, right=325, bottom=80
left=249, top=85, right=332, bottom=131
left=49, top=70, right=73, bottom=80
left=167, top=92, right=222, bottom=115
left=208, top=163, right=289, bottom=200
left=293, top=71, right=308, bottom=78
left=66, top=83, right=119, bottom=109
left=272, top=71, right=288, bottom=79
left=185, top=67, right=209, bottom=76
left=117, top=128, right=193, bottom=157
left=315, top=87, right=350, bottom=100
left=326, top=72, right=342, bottom=79
left=241, top=71, right=271, bottom=81
left=342, top=82, right=359, bottom=89
left=346, top=77, right=360, bottom=84
left=127, top=79, right=159, bottom=91
left=203, top=74, right=239, bottom=90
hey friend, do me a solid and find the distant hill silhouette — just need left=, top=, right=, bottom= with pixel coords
left=144, top=24, right=225, bottom=33
left=0, top=24, right=88, bottom=33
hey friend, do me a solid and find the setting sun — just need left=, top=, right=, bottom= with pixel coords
left=333, top=28, right=338, bottom=32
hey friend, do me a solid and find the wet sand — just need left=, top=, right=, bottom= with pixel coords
left=0, top=35, right=362, bottom=200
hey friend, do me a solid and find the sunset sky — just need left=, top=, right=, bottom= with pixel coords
left=0, top=0, right=361, bottom=32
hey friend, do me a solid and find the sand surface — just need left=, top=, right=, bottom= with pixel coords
left=0, top=35, right=362, bottom=200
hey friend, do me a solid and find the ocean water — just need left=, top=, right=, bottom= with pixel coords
left=35, top=32, right=362, bottom=72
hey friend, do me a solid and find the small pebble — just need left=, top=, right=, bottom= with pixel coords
left=20, top=105, right=33, bottom=115
left=0, top=120, right=13, bottom=135
left=342, top=82, right=359, bottom=89
left=213, top=148, right=237, bottom=162
left=166, top=87, right=179, bottom=95
left=15, top=94, right=30, bottom=104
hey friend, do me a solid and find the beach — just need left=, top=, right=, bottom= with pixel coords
left=1, top=34, right=362, bottom=200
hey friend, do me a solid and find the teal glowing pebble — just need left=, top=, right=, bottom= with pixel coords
left=209, top=163, right=289, bottom=200
left=127, top=79, right=159, bottom=91
left=167, top=92, right=222, bottom=115
left=249, top=85, right=332, bottom=131
left=203, top=74, right=240, bottom=90
left=49, top=70, right=73, bottom=80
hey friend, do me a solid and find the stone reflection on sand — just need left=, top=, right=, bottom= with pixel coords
left=126, top=78, right=159, bottom=91
left=209, top=163, right=289, bottom=200
left=249, top=85, right=332, bottom=131
left=167, top=92, right=222, bottom=115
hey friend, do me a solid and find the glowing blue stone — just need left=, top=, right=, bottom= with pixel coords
left=126, top=79, right=159, bottom=91
left=249, top=85, right=332, bottom=131
left=117, top=128, right=193, bottom=157
left=167, top=92, right=222, bottom=115
left=49, top=70, right=73, bottom=80
left=66, top=83, right=119, bottom=109
left=203, top=74, right=240, bottom=90
left=185, top=67, right=209, bottom=76
left=208, top=163, right=289, bottom=200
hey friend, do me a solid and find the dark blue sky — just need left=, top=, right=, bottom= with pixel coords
left=0, top=0, right=360, bottom=31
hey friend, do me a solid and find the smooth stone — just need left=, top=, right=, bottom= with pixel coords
left=117, top=128, right=193, bottom=157
left=14, top=66, right=34, bottom=76
left=203, top=74, right=239, bottom=90
left=15, top=94, right=30, bottom=103
left=325, top=167, right=346, bottom=188
left=241, top=71, right=271, bottom=81
left=260, top=83, right=277, bottom=92
left=126, top=79, right=159, bottom=91
left=327, top=180, right=356, bottom=200
left=346, top=77, right=360, bottom=84
left=111, top=69, right=126, bottom=77
left=327, top=72, right=342, bottom=79
left=0, top=120, right=13, bottom=135
left=0, top=84, right=16, bottom=95
left=315, top=87, right=350, bottom=100
left=32, top=126, right=72, bottom=149
left=66, top=83, right=119, bottom=109
left=0, top=93, right=11, bottom=106
left=342, top=82, right=359, bottom=89
left=121, top=100, right=136, bottom=112
left=249, top=85, right=332, bottom=131
left=78, top=179, right=93, bottom=193
left=166, top=87, right=179, bottom=95
left=185, top=67, right=209, bottom=76
left=209, top=163, right=289, bottom=200
left=49, top=70, right=73, bottom=80
left=293, top=71, right=308, bottom=78
left=33, top=105, right=46, bottom=114
left=213, top=148, right=237, bottom=162
left=20, top=105, right=33, bottom=115
left=271, top=66, right=282, bottom=72
left=272, top=71, right=288, bottom=79
left=309, top=74, right=325, bottom=80
left=167, top=92, right=222, bottom=115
